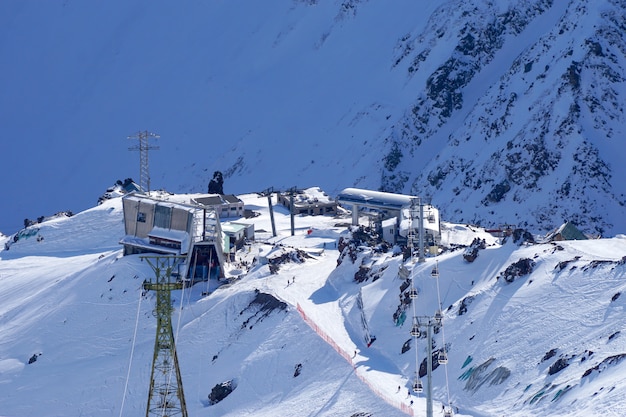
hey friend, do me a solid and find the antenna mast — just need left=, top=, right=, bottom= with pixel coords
left=128, top=131, right=160, bottom=192
left=142, top=256, right=188, bottom=417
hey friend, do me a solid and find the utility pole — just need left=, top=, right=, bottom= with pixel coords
left=128, top=130, right=160, bottom=193
left=260, top=187, right=277, bottom=237
left=142, top=256, right=188, bottom=417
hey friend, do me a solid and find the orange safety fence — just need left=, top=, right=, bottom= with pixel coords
left=296, top=303, right=414, bottom=416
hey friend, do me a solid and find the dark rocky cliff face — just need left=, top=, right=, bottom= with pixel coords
left=380, top=0, right=626, bottom=235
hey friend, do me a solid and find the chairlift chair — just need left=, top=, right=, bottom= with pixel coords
left=408, top=287, right=418, bottom=299
left=412, top=378, right=423, bottom=393
left=410, top=323, right=421, bottom=337
left=438, top=350, right=448, bottom=365
left=444, top=407, right=454, bottom=417
left=431, top=266, right=439, bottom=276
left=434, top=309, right=443, bottom=324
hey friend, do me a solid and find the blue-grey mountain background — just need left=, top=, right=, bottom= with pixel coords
left=1, top=0, right=625, bottom=236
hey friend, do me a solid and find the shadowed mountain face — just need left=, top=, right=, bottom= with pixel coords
left=379, top=0, right=626, bottom=236
left=1, top=0, right=624, bottom=236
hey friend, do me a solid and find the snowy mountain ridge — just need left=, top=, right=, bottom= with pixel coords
left=2, top=193, right=626, bottom=416
left=379, top=0, right=626, bottom=236
left=2, top=0, right=625, bottom=237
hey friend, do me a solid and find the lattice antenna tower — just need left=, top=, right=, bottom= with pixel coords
left=128, top=131, right=160, bottom=192
left=142, top=256, right=188, bottom=417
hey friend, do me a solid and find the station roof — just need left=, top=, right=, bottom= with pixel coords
left=148, top=227, right=189, bottom=243
left=221, top=222, right=248, bottom=234
left=336, top=187, right=418, bottom=210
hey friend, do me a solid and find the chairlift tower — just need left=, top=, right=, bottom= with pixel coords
left=142, top=256, right=188, bottom=417
left=128, top=130, right=160, bottom=192
left=411, top=315, right=440, bottom=417
left=260, top=187, right=277, bottom=237
left=284, top=186, right=298, bottom=236
left=410, top=198, right=426, bottom=263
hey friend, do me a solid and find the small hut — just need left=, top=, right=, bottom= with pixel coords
left=547, top=222, right=588, bottom=241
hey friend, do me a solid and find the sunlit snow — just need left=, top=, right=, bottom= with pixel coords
left=2, top=192, right=626, bottom=416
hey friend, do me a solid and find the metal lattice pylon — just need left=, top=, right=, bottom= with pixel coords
left=128, top=131, right=160, bottom=193
left=409, top=198, right=426, bottom=263
left=142, top=256, right=188, bottom=417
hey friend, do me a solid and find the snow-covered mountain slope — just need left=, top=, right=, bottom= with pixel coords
left=0, top=198, right=406, bottom=417
left=2, top=0, right=623, bottom=236
left=384, top=0, right=626, bottom=236
left=2, top=194, right=626, bottom=416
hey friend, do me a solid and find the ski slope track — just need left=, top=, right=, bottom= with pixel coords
left=2, top=194, right=626, bottom=416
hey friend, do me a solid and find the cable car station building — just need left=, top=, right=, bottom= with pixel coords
left=336, top=187, right=441, bottom=251
left=277, top=186, right=338, bottom=215
left=119, top=192, right=228, bottom=281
